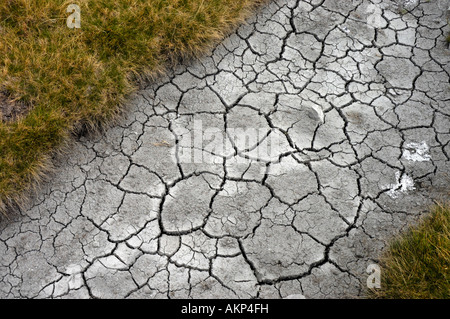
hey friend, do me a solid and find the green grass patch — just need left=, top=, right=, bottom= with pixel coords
left=0, top=0, right=265, bottom=213
left=369, top=202, right=450, bottom=299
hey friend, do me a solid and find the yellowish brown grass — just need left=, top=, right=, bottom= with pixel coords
left=369, top=202, right=450, bottom=299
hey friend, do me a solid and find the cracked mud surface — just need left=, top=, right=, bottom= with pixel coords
left=1, top=0, right=449, bottom=299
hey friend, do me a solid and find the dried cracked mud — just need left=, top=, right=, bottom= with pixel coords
left=1, top=0, right=449, bottom=299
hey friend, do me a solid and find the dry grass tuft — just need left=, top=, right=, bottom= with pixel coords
left=369, top=202, right=450, bottom=299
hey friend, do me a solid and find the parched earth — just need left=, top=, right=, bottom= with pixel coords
left=1, top=0, right=449, bottom=299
